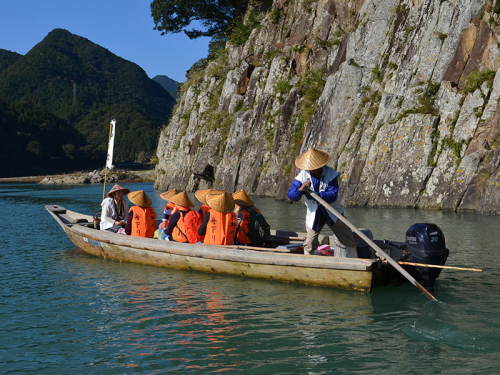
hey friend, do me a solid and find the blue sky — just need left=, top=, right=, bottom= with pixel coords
left=0, top=0, right=210, bottom=82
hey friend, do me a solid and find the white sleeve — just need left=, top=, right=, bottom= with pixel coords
left=101, top=198, right=115, bottom=225
left=295, top=170, right=308, bottom=183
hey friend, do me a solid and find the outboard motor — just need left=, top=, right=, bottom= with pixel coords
left=405, top=223, right=449, bottom=292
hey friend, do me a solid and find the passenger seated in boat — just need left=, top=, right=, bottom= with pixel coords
left=161, top=192, right=202, bottom=243
left=158, top=188, right=178, bottom=230
left=233, top=189, right=270, bottom=247
left=100, top=184, right=130, bottom=232
left=125, top=190, right=157, bottom=238
left=198, top=191, right=238, bottom=246
left=287, top=147, right=357, bottom=257
left=194, top=189, right=222, bottom=243
left=194, top=189, right=213, bottom=218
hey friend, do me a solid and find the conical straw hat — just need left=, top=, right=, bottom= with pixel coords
left=194, top=189, right=211, bottom=205
left=160, top=188, right=178, bottom=201
left=195, top=189, right=225, bottom=205
left=107, top=184, right=130, bottom=198
left=128, top=190, right=152, bottom=207
left=206, top=191, right=235, bottom=213
left=232, top=189, right=254, bottom=207
left=294, top=147, right=330, bottom=170
left=168, top=191, right=195, bottom=208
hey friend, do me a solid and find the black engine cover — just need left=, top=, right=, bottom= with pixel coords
left=405, top=223, right=449, bottom=292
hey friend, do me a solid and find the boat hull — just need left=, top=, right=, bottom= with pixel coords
left=49, top=205, right=379, bottom=292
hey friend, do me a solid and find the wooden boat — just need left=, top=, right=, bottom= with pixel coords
left=46, top=204, right=431, bottom=292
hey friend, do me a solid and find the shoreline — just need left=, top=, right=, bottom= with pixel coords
left=0, top=175, right=48, bottom=183
left=0, top=169, right=156, bottom=184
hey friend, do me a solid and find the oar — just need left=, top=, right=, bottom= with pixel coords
left=392, top=261, right=482, bottom=272
left=307, top=191, right=437, bottom=301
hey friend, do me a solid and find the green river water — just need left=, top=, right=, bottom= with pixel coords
left=1, top=182, right=499, bottom=374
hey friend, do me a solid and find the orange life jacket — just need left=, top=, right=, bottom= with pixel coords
left=164, top=202, right=176, bottom=212
left=172, top=209, right=203, bottom=243
left=203, top=210, right=238, bottom=245
left=165, top=203, right=179, bottom=227
left=129, top=206, right=157, bottom=238
left=235, top=210, right=252, bottom=245
left=197, top=205, right=211, bottom=242
left=199, top=205, right=211, bottom=218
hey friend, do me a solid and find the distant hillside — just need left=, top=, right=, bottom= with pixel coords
left=0, top=97, right=88, bottom=177
left=153, top=75, right=179, bottom=99
left=0, top=49, right=21, bottom=74
left=0, top=29, right=175, bottom=167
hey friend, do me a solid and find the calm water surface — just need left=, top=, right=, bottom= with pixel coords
left=1, top=183, right=499, bottom=374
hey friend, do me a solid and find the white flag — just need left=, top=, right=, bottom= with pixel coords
left=106, top=119, right=116, bottom=169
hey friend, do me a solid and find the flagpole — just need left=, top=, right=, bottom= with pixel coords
left=102, top=118, right=116, bottom=201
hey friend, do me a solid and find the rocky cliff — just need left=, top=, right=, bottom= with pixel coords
left=155, top=0, right=500, bottom=214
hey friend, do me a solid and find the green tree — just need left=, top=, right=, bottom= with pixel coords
left=150, top=0, right=249, bottom=39
left=26, top=141, right=42, bottom=156
left=62, top=143, right=76, bottom=160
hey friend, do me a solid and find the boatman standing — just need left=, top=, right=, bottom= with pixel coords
left=287, top=147, right=357, bottom=256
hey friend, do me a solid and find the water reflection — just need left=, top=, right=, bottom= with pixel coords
left=61, top=250, right=375, bottom=372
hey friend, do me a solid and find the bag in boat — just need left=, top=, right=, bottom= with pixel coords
left=93, top=212, right=101, bottom=229
left=317, top=244, right=335, bottom=256
left=329, top=235, right=358, bottom=258
left=248, top=210, right=271, bottom=245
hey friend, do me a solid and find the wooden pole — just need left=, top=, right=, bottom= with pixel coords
left=308, top=191, right=437, bottom=301
left=102, top=167, right=109, bottom=201
left=271, top=235, right=306, bottom=241
left=226, top=245, right=291, bottom=253
left=394, top=261, right=482, bottom=272
left=102, top=122, right=113, bottom=201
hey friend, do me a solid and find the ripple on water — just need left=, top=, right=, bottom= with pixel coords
left=403, top=300, right=500, bottom=353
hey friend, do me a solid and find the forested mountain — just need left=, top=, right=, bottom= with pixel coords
left=153, top=75, right=179, bottom=99
left=0, top=49, right=21, bottom=74
left=0, top=98, right=87, bottom=177
left=0, top=29, right=175, bottom=175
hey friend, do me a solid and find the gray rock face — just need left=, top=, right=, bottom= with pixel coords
left=155, top=0, right=500, bottom=214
